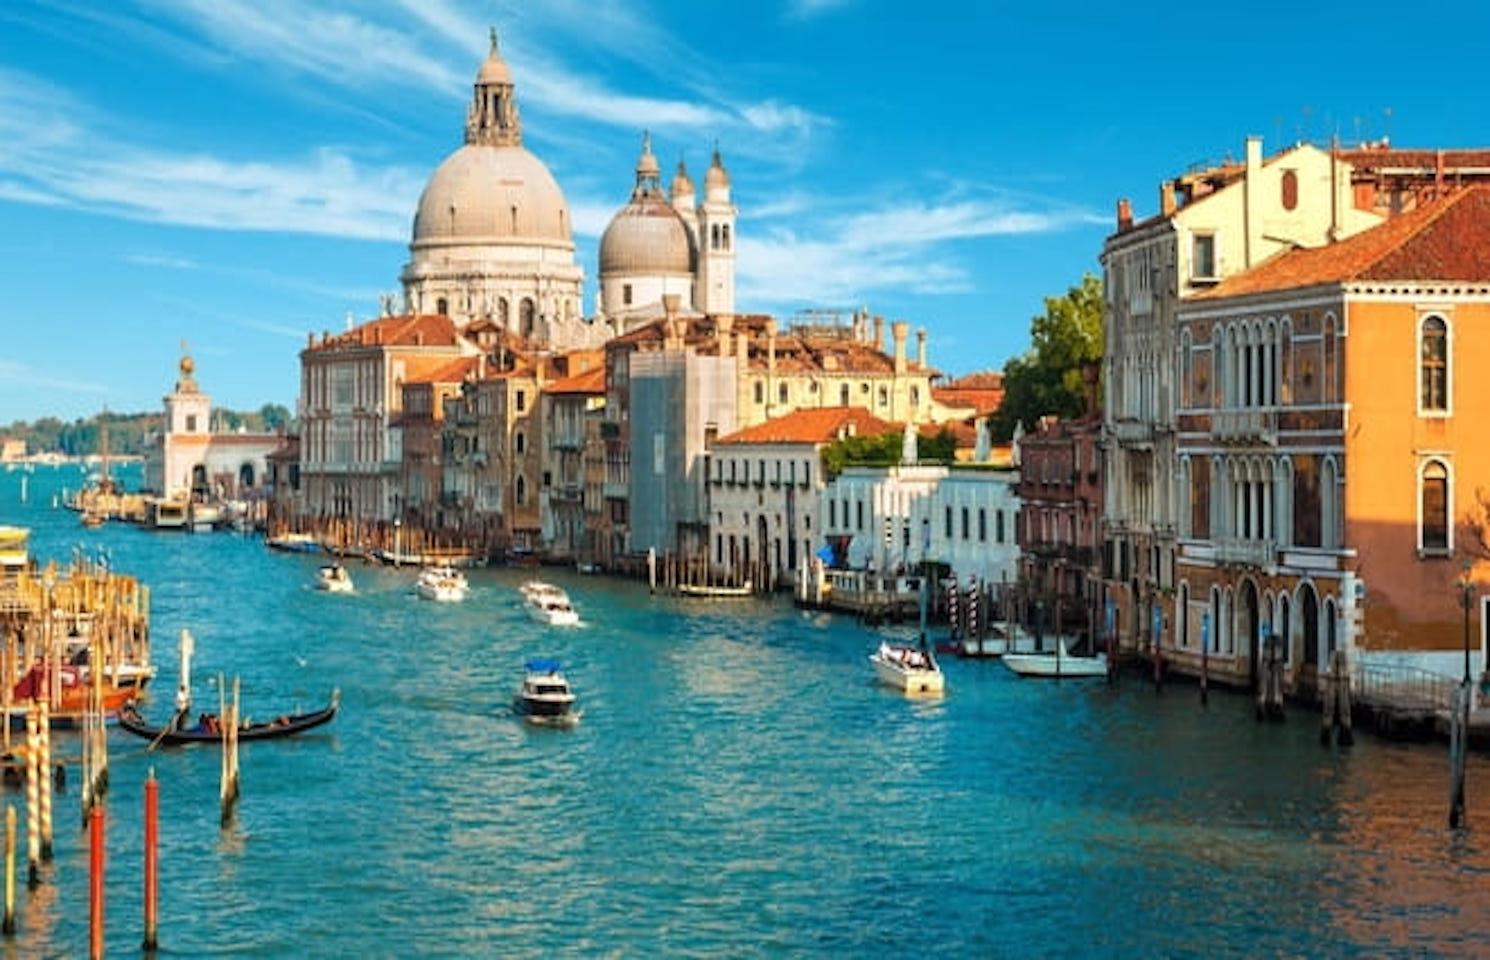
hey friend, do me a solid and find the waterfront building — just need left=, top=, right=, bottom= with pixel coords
left=400, top=32, right=593, bottom=348
left=931, top=370, right=1005, bottom=420
left=1173, top=185, right=1490, bottom=690
left=1017, top=414, right=1105, bottom=639
left=144, top=350, right=283, bottom=501
left=709, top=407, right=889, bottom=588
left=397, top=356, right=480, bottom=528
left=820, top=458, right=1020, bottom=585
left=539, top=363, right=606, bottom=562
left=1102, top=137, right=1385, bottom=653
left=298, top=313, right=474, bottom=521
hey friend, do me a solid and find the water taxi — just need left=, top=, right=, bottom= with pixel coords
left=870, top=641, right=945, bottom=695
left=513, top=660, right=579, bottom=726
left=266, top=532, right=320, bottom=553
left=315, top=563, right=354, bottom=594
left=521, top=582, right=580, bottom=626
left=1002, top=639, right=1108, bottom=679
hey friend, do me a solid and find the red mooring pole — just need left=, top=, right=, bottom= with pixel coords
left=89, top=804, right=104, bottom=960
left=143, top=768, right=158, bottom=951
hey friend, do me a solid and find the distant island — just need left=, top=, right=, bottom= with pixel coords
left=1, top=404, right=292, bottom=458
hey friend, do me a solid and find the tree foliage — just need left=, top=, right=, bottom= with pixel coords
left=821, top=429, right=958, bottom=481
left=1, top=406, right=290, bottom=457
left=990, top=273, right=1104, bottom=441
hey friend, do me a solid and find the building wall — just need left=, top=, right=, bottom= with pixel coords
left=708, top=442, right=822, bottom=585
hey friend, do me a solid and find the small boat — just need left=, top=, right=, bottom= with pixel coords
left=116, top=691, right=340, bottom=746
left=869, top=642, right=945, bottom=695
left=521, top=581, right=579, bottom=626
left=513, top=660, right=579, bottom=726
left=81, top=510, right=105, bottom=529
left=315, top=563, right=354, bottom=593
left=188, top=502, right=221, bottom=533
left=575, top=560, right=602, bottom=575
left=676, top=580, right=752, bottom=599
left=266, top=532, right=320, bottom=553
left=1002, top=639, right=1108, bottom=679
left=416, top=565, right=469, bottom=602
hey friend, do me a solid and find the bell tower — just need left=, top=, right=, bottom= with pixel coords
left=695, top=146, right=736, bottom=315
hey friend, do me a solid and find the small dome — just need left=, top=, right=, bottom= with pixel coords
left=705, top=148, right=730, bottom=192
left=477, top=28, right=512, bottom=85
left=670, top=159, right=695, bottom=200
left=412, top=144, right=572, bottom=249
left=600, top=198, right=694, bottom=276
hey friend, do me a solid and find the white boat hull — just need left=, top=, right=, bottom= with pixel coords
left=317, top=578, right=354, bottom=594
left=870, top=650, right=945, bottom=695
left=527, top=606, right=579, bottom=627
left=417, top=582, right=468, bottom=602
left=1002, top=649, right=1108, bottom=678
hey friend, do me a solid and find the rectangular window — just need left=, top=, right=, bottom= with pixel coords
left=623, top=283, right=632, bottom=306
left=516, top=390, right=526, bottom=413
left=1192, top=234, right=1216, bottom=280
left=945, top=506, right=953, bottom=538
left=1420, top=316, right=1449, bottom=413
left=978, top=508, right=987, bottom=541
left=856, top=500, right=864, bottom=531
left=961, top=507, right=970, bottom=540
left=185, top=414, right=197, bottom=432
left=996, top=510, right=1006, bottom=543
left=830, top=499, right=837, bottom=529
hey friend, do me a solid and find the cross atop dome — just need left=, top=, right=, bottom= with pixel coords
left=633, top=130, right=661, bottom=197
left=467, top=26, right=520, bottom=146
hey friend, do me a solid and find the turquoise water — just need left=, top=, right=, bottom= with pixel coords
left=2, top=464, right=1489, bottom=958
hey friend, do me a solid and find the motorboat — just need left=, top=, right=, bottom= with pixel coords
left=315, top=563, right=354, bottom=594
left=676, top=581, right=753, bottom=599
left=869, top=641, right=945, bottom=695
left=513, top=660, right=579, bottom=726
left=266, top=532, right=320, bottom=553
left=522, top=581, right=579, bottom=626
left=1002, top=639, right=1108, bottom=679
left=416, top=565, right=469, bottom=602
left=189, top=502, right=221, bottom=533
left=65, top=641, right=157, bottom=691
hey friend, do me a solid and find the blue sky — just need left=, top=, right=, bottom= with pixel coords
left=3, top=0, right=1489, bottom=423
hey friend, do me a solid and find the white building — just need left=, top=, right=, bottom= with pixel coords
left=821, top=462, right=1020, bottom=586
left=144, top=351, right=282, bottom=500
left=598, top=135, right=736, bottom=327
left=708, top=407, right=889, bottom=587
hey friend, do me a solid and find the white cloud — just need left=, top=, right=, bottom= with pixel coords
left=0, top=359, right=108, bottom=395
left=122, top=252, right=199, bottom=270
left=0, top=67, right=420, bottom=242
left=737, top=193, right=1103, bottom=306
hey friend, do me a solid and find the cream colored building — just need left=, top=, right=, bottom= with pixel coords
left=400, top=32, right=594, bottom=349
left=1101, top=137, right=1381, bottom=651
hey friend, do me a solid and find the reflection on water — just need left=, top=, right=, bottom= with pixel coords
left=1, top=464, right=1488, bottom=957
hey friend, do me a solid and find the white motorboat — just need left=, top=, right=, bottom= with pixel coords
left=869, top=641, right=945, bottom=695
left=416, top=565, right=469, bottom=602
left=513, top=659, right=580, bottom=726
left=1002, top=639, right=1108, bottom=678
left=315, top=563, right=354, bottom=594
left=522, top=581, right=579, bottom=626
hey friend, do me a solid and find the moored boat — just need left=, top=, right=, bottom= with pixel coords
left=513, top=660, right=578, bottom=725
left=870, top=642, right=945, bottom=695
left=116, top=691, right=340, bottom=746
left=266, top=532, right=320, bottom=553
left=676, top=581, right=753, bottom=599
left=1002, top=639, right=1107, bottom=679
left=416, top=565, right=469, bottom=602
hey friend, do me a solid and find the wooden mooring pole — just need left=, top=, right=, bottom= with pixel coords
left=220, top=675, right=241, bottom=826
left=89, top=804, right=104, bottom=960
left=24, top=705, right=38, bottom=889
left=3, top=806, right=14, bottom=936
left=1449, top=682, right=1469, bottom=829
left=143, top=768, right=158, bottom=952
left=38, top=700, right=51, bottom=861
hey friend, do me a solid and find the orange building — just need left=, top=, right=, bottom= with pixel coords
left=1172, top=186, right=1490, bottom=693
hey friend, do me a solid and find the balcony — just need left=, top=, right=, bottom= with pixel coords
left=1215, top=537, right=1275, bottom=567
left=1111, top=419, right=1154, bottom=446
left=1213, top=409, right=1277, bottom=445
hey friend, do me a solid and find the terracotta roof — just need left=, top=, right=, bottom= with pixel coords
left=942, top=371, right=1003, bottom=390
left=544, top=366, right=605, bottom=396
left=1341, top=148, right=1490, bottom=170
left=404, top=356, right=479, bottom=385
left=715, top=407, right=892, bottom=446
left=1191, top=186, right=1490, bottom=300
left=307, top=314, right=463, bottom=352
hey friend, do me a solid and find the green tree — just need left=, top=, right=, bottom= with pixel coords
left=990, top=273, right=1104, bottom=441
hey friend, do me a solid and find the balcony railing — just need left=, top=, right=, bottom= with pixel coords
left=1213, top=409, right=1277, bottom=444
left=1214, top=537, right=1275, bottom=567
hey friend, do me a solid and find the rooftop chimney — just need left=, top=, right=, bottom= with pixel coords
left=716, top=313, right=735, bottom=357
left=1160, top=181, right=1176, bottom=217
left=1116, top=198, right=1133, bottom=232
left=874, top=315, right=885, bottom=352
left=915, top=327, right=927, bottom=369
left=891, top=321, right=908, bottom=375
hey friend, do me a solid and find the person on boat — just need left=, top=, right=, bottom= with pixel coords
left=198, top=712, right=219, bottom=734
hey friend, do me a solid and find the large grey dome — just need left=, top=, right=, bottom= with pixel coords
left=411, top=144, right=573, bottom=250
left=599, top=197, right=694, bottom=275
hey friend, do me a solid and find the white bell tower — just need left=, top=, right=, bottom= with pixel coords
left=695, top=147, right=736, bottom=315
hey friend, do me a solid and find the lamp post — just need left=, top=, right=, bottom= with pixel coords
left=394, top=517, right=402, bottom=568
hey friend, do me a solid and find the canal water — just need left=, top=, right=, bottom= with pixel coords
left=2, top=464, right=1488, bottom=958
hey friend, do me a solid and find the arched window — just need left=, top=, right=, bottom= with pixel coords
left=1420, top=459, right=1450, bottom=552
left=1420, top=315, right=1449, bottom=413
left=839, top=383, right=850, bottom=406
left=754, top=381, right=765, bottom=404
left=436, top=297, right=448, bottom=316
left=520, top=298, right=536, bottom=338
left=910, top=386, right=920, bottom=408
left=722, top=224, right=731, bottom=249
left=515, top=431, right=526, bottom=455
left=498, top=298, right=509, bottom=326
left=1279, top=319, right=1293, bottom=405
left=1323, top=314, right=1338, bottom=404
left=877, top=386, right=888, bottom=407
left=516, top=474, right=526, bottom=505
left=779, top=383, right=790, bottom=405
left=1320, top=457, right=1338, bottom=549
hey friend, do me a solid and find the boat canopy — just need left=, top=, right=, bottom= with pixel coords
left=525, top=658, right=563, bottom=673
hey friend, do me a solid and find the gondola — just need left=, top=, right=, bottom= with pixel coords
left=116, top=690, right=340, bottom=746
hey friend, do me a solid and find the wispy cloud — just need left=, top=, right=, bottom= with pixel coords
left=737, top=192, right=1103, bottom=305
left=0, top=359, right=108, bottom=395
left=0, top=67, right=420, bottom=241
left=122, top=252, right=199, bottom=270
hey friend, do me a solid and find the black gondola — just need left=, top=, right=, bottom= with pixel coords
left=116, top=690, right=340, bottom=746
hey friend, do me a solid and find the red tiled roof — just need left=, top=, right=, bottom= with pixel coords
left=942, top=371, right=1003, bottom=390
left=1192, top=186, right=1490, bottom=300
left=307, top=314, right=463, bottom=352
left=1340, top=148, right=1490, bottom=170
left=715, top=407, right=892, bottom=446
left=544, top=366, right=605, bottom=396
